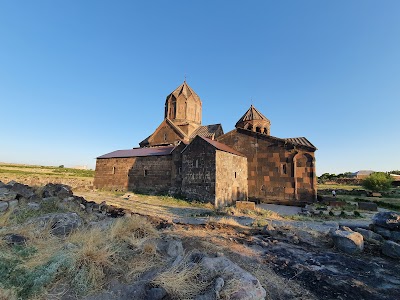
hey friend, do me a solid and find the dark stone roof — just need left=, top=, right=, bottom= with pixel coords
left=284, top=137, right=316, bottom=150
left=235, top=105, right=270, bottom=126
left=199, top=136, right=246, bottom=157
left=97, top=146, right=176, bottom=159
left=189, top=124, right=222, bottom=139
left=166, top=81, right=201, bottom=103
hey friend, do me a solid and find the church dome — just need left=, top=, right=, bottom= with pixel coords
left=235, top=105, right=271, bottom=135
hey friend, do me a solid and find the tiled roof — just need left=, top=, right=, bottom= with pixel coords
left=353, top=170, right=375, bottom=176
left=189, top=124, right=222, bottom=139
left=200, top=136, right=246, bottom=157
left=236, top=105, right=270, bottom=125
left=97, top=146, right=176, bottom=159
left=284, top=137, right=316, bottom=149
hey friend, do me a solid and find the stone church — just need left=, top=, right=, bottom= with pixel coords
left=94, top=81, right=317, bottom=207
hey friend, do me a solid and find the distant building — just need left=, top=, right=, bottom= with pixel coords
left=94, top=81, right=317, bottom=206
left=350, top=170, right=375, bottom=179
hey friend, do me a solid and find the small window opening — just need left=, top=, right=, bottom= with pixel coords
left=164, top=133, right=167, bottom=141
left=234, top=172, right=237, bottom=178
left=144, top=169, right=148, bottom=177
left=195, top=159, right=199, bottom=168
left=256, top=127, right=261, bottom=133
left=282, top=164, right=287, bottom=175
left=178, top=167, right=182, bottom=174
left=112, top=166, right=116, bottom=174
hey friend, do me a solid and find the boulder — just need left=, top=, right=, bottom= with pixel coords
left=355, top=228, right=384, bottom=243
left=166, top=240, right=184, bottom=258
left=30, top=212, right=83, bottom=236
left=331, top=227, right=364, bottom=254
left=357, top=202, right=378, bottom=211
left=382, top=240, right=400, bottom=259
left=41, top=183, right=72, bottom=199
left=145, top=287, right=167, bottom=300
left=200, top=256, right=266, bottom=300
left=372, top=212, right=400, bottom=231
left=0, top=201, right=9, bottom=212
left=3, top=233, right=27, bottom=245
left=8, top=200, right=19, bottom=209
left=0, top=180, right=5, bottom=188
left=10, top=183, right=35, bottom=199
left=0, top=188, right=17, bottom=201
left=27, top=202, right=40, bottom=211
left=372, top=225, right=392, bottom=239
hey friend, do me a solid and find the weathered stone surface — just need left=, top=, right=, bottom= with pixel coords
left=0, top=180, right=5, bottom=188
left=382, top=240, right=400, bottom=259
left=236, top=201, right=256, bottom=210
left=372, top=225, right=392, bottom=239
left=373, top=211, right=400, bottom=231
left=355, top=228, right=384, bottom=243
left=357, top=202, right=378, bottom=211
left=41, top=183, right=72, bottom=199
left=145, top=287, right=167, bottom=300
left=200, top=256, right=266, bottom=300
left=0, top=188, right=17, bottom=201
left=31, top=212, right=82, bottom=236
left=331, top=227, right=364, bottom=254
left=10, top=182, right=35, bottom=199
left=0, top=201, right=9, bottom=212
left=166, top=240, right=184, bottom=258
left=3, top=233, right=27, bottom=245
left=8, top=199, right=19, bottom=209
left=27, top=202, right=40, bottom=210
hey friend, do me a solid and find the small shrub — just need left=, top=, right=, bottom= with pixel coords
left=353, top=210, right=361, bottom=217
left=362, top=172, right=393, bottom=192
left=329, top=211, right=334, bottom=216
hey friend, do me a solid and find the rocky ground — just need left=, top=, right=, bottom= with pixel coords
left=0, top=181, right=399, bottom=300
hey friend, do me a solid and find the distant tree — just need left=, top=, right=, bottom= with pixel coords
left=362, top=172, right=393, bottom=192
left=58, top=165, right=64, bottom=168
left=389, top=170, right=400, bottom=175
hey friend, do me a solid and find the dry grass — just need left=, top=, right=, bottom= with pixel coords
left=219, top=277, right=242, bottom=299
left=208, top=216, right=243, bottom=227
left=0, top=209, right=13, bottom=227
left=67, top=227, right=117, bottom=293
left=152, top=253, right=211, bottom=299
left=110, top=215, right=159, bottom=247
left=0, top=287, right=17, bottom=300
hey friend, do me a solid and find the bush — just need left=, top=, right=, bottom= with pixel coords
left=362, top=172, right=393, bottom=192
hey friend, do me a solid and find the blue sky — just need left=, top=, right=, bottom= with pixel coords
left=0, top=1, right=399, bottom=175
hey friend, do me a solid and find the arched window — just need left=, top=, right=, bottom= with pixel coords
left=112, top=166, right=116, bottom=174
left=256, top=127, right=261, bottom=133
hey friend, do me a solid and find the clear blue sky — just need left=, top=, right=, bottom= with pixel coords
left=1, top=1, right=399, bottom=175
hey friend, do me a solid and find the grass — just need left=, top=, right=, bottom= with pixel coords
left=318, top=183, right=362, bottom=190
left=0, top=211, right=166, bottom=299
left=0, top=164, right=94, bottom=178
left=152, top=253, right=211, bottom=299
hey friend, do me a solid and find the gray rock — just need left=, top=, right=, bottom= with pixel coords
left=391, top=231, right=400, bottom=243
left=331, top=227, right=364, bottom=254
left=0, top=201, right=8, bottom=212
left=357, top=202, right=378, bottom=211
left=41, top=183, right=72, bottom=199
left=355, top=228, right=384, bottom=243
left=0, top=188, right=17, bottom=201
left=167, top=240, right=184, bottom=257
left=27, top=202, right=40, bottom=210
left=215, top=277, right=225, bottom=292
left=146, top=287, right=167, bottom=300
left=3, top=233, right=27, bottom=245
left=382, top=240, right=400, bottom=259
left=8, top=199, right=19, bottom=209
left=373, top=225, right=392, bottom=239
left=373, top=211, right=400, bottom=231
left=0, top=180, right=5, bottom=188
left=30, top=212, right=83, bottom=236
left=11, top=182, right=35, bottom=199
left=200, top=256, right=266, bottom=300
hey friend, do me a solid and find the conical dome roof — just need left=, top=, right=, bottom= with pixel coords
left=235, top=105, right=270, bottom=126
left=167, top=81, right=201, bottom=103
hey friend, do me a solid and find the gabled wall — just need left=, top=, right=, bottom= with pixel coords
left=181, top=137, right=217, bottom=203
left=217, top=129, right=316, bottom=203
left=215, top=150, right=248, bottom=207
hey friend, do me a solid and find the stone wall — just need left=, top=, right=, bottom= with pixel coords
left=215, top=150, right=248, bottom=207
left=217, top=129, right=316, bottom=203
left=94, top=157, right=136, bottom=190
left=128, top=156, right=173, bottom=194
left=181, top=137, right=216, bottom=203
